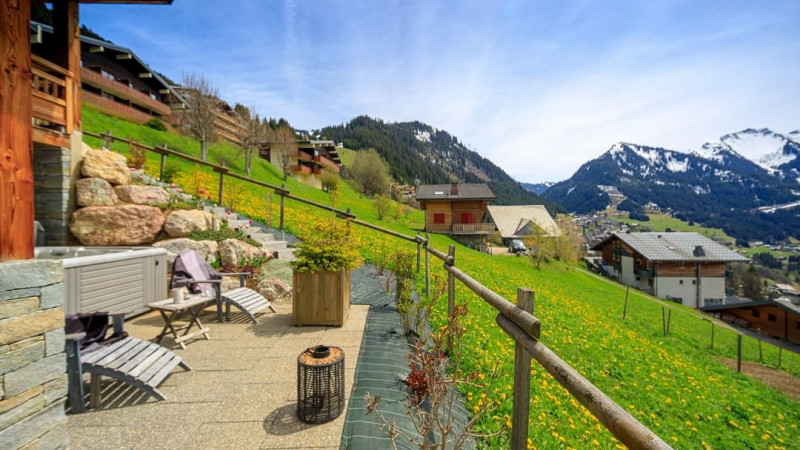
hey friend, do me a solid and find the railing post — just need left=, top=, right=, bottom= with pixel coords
left=103, top=129, right=112, bottom=150
left=447, top=245, right=455, bottom=353
left=737, top=334, right=742, bottom=373
left=218, top=170, right=225, bottom=206
left=511, top=288, right=534, bottom=450
left=159, top=143, right=168, bottom=181
left=416, top=233, right=421, bottom=273
left=425, top=233, right=430, bottom=296
left=279, top=183, right=286, bottom=231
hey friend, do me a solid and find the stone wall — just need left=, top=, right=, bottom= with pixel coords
left=0, top=260, right=68, bottom=449
left=33, top=144, right=71, bottom=246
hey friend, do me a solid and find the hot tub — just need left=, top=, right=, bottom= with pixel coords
left=36, top=246, right=168, bottom=316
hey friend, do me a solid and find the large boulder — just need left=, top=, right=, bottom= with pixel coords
left=257, top=278, right=292, bottom=303
left=219, top=239, right=267, bottom=267
left=163, top=210, right=216, bottom=237
left=152, top=238, right=218, bottom=265
left=76, top=178, right=118, bottom=206
left=70, top=205, right=164, bottom=245
left=115, top=185, right=170, bottom=205
left=80, top=149, right=131, bottom=185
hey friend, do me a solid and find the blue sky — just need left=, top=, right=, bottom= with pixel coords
left=81, top=0, right=800, bottom=183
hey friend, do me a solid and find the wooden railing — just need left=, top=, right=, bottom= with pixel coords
left=81, top=67, right=171, bottom=115
left=314, top=154, right=340, bottom=172
left=31, top=55, right=73, bottom=133
left=83, top=129, right=670, bottom=449
left=451, top=223, right=496, bottom=234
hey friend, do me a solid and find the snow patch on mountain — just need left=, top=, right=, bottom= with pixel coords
left=414, top=129, right=432, bottom=143
left=720, top=128, right=796, bottom=173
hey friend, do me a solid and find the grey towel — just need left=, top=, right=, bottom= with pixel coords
left=171, top=249, right=220, bottom=294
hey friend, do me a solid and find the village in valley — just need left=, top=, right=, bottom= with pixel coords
left=2, top=1, right=799, bottom=450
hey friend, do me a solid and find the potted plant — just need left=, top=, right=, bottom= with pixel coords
left=291, top=217, right=363, bottom=326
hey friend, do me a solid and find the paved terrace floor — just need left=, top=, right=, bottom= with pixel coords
left=67, top=294, right=369, bottom=449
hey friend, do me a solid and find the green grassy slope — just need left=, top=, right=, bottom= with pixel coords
left=82, top=106, right=800, bottom=449
left=613, top=213, right=736, bottom=244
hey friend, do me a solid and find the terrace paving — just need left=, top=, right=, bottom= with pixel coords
left=66, top=290, right=369, bottom=449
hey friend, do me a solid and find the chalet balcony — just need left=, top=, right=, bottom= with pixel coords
left=451, top=223, right=496, bottom=234
left=635, top=268, right=655, bottom=278
left=31, top=55, right=73, bottom=135
left=314, top=155, right=341, bottom=173
left=81, top=67, right=170, bottom=115
left=296, top=151, right=313, bottom=162
left=292, top=164, right=313, bottom=175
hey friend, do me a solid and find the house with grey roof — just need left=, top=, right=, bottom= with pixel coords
left=701, top=299, right=800, bottom=345
left=415, top=183, right=495, bottom=234
left=591, top=232, right=748, bottom=308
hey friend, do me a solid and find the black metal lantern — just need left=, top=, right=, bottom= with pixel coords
left=297, top=345, right=345, bottom=423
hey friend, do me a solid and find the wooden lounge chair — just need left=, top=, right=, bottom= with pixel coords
left=65, top=312, right=191, bottom=413
left=171, top=249, right=276, bottom=323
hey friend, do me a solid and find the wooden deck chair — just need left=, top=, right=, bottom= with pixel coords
left=171, top=249, right=277, bottom=323
left=65, top=312, right=191, bottom=413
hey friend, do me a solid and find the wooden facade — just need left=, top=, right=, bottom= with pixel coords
left=417, top=184, right=495, bottom=235
left=704, top=302, right=800, bottom=345
left=0, top=0, right=173, bottom=261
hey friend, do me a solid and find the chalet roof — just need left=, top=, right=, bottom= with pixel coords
left=31, top=21, right=187, bottom=105
left=487, top=205, right=561, bottom=239
left=415, top=184, right=495, bottom=201
left=701, top=298, right=800, bottom=316
left=590, top=232, right=748, bottom=263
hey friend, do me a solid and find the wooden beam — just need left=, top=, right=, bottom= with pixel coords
left=116, top=53, right=133, bottom=60
left=53, top=0, right=81, bottom=133
left=158, top=88, right=170, bottom=94
left=139, top=72, right=153, bottom=78
left=89, top=45, right=105, bottom=52
left=0, top=0, right=34, bottom=260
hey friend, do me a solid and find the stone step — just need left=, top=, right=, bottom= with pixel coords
left=259, top=240, right=288, bottom=251
left=248, top=232, right=275, bottom=242
left=274, top=248, right=297, bottom=261
left=226, top=219, right=250, bottom=229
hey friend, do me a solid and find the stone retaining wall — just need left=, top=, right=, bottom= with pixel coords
left=33, top=144, right=71, bottom=246
left=0, top=260, right=68, bottom=449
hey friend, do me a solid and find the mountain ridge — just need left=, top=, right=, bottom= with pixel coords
left=319, top=116, right=564, bottom=213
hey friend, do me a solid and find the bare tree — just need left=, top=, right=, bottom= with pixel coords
left=235, top=104, right=266, bottom=176
left=175, top=72, right=218, bottom=161
left=272, top=125, right=298, bottom=181
left=349, top=148, right=391, bottom=196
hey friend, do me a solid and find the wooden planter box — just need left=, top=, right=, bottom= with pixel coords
left=293, top=269, right=350, bottom=326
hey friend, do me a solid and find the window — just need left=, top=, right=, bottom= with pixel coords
left=796, top=321, right=800, bottom=330
left=768, top=314, right=777, bottom=322
left=433, top=213, right=445, bottom=224
left=692, top=280, right=696, bottom=285
left=679, top=280, right=684, bottom=285
left=752, top=310, right=760, bottom=318
left=460, top=213, right=473, bottom=224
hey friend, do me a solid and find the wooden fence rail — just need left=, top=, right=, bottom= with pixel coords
left=83, top=129, right=669, bottom=449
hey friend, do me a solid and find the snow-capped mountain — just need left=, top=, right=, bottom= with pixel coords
left=695, top=128, right=800, bottom=178
left=542, top=128, right=800, bottom=241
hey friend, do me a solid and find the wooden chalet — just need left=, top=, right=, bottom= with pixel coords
left=31, top=21, right=185, bottom=126
left=1, top=0, right=173, bottom=261
left=260, top=139, right=342, bottom=189
left=591, top=232, right=748, bottom=308
left=701, top=299, right=800, bottom=345
left=170, top=86, right=246, bottom=146
left=487, top=205, right=560, bottom=244
left=416, top=183, right=496, bottom=234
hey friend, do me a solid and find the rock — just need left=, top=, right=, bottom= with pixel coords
left=76, top=178, right=118, bottom=206
left=80, top=149, right=131, bottom=185
left=152, top=238, right=218, bottom=265
left=115, top=185, right=170, bottom=205
left=163, top=209, right=216, bottom=237
left=219, top=239, right=268, bottom=267
left=69, top=205, right=164, bottom=245
left=257, top=278, right=292, bottom=303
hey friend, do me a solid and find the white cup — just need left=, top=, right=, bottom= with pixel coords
left=172, top=288, right=184, bottom=304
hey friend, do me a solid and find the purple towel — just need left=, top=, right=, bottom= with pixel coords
left=65, top=312, right=128, bottom=353
left=170, top=249, right=221, bottom=294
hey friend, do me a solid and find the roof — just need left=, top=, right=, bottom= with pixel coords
left=701, top=298, right=800, bottom=316
left=591, top=232, right=748, bottom=263
left=487, top=205, right=561, bottom=239
left=32, top=21, right=187, bottom=106
left=415, top=184, right=495, bottom=201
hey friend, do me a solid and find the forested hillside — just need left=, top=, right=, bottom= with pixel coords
left=321, top=116, right=563, bottom=212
